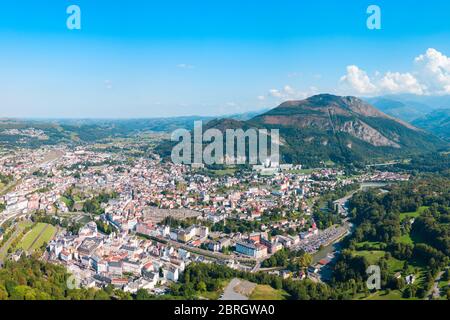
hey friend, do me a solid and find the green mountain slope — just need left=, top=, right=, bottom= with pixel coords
left=210, top=94, right=447, bottom=166
left=412, top=109, right=450, bottom=141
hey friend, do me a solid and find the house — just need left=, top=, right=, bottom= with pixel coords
left=218, top=238, right=231, bottom=250
left=108, top=261, right=123, bottom=275
left=124, top=278, right=156, bottom=293
left=10, top=249, right=24, bottom=262
left=208, top=242, right=220, bottom=252
left=405, top=274, right=416, bottom=285
left=122, top=259, right=142, bottom=275
left=111, top=278, right=129, bottom=288
left=145, top=271, right=159, bottom=287
left=95, top=260, right=108, bottom=274
left=60, top=250, right=72, bottom=262
left=235, top=241, right=267, bottom=258
left=178, top=248, right=190, bottom=260
left=77, top=237, right=102, bottom=256
left=164, top=265, right=179, bottom=282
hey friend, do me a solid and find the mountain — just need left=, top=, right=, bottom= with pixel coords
left=226, top=109, right=270, bottom=121
left=365, top=97, right=431, bottom=122
left=412, top=109, right=450, bottom=141
left=365, top=94, right=450, bottom=123
left=203, top=94, right=446, bottom=166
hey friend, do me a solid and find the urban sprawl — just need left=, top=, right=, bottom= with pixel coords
left=0, top=144, right=409, bottom=295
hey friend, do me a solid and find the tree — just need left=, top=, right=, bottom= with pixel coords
left=298, top=253, right=313, bottom=268
left=196, top=281, right=207, bottom=292
left=135, top=289, right=152, bottom=300
left=0, top=286, right=8, bottom=300
left=272, top=277, right=283, bottom=290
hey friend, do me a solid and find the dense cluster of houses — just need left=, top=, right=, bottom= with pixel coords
left=48, top=221, right=196, bottom=293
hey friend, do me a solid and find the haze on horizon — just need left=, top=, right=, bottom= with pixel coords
left=1, top=0, right=450, bottom=118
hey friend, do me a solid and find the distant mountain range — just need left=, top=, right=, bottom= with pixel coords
left=2, top=95, right=448, bottom=166
left=412, top=109, right=450, bottom=141
left=0, top=109, right=269, bottom=148
left=365, top=94, right=450, bottom=123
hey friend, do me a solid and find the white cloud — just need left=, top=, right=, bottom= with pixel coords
left=414, top=48, right=450, bottom=94
left=339, top=48, right=450, bottom=96
left=265, top=85, right=318, bottom=101
left=339, top=65, right=377, bottom=95
left=378, top=72, right=425, bottom=95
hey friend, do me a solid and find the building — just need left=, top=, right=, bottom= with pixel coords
left=108, top=261, right=123, bottom=276
left=235, top=241, right=267, bottom=258
left=77, top=237, right=102, bottom=256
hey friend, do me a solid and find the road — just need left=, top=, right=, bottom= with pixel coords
left=366, top=160, right=403, bottom=168
left=220, top=278, right=255, bottom=300
left=428, top=271, right=444, bottom=300
left=145, top=234, right=257, bottom=265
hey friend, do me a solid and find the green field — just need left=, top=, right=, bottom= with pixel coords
left=19, top=223, right=57, bottom=252
left=364, top=289, right=422, bottom=300
left=198, top=280, right=230, bottom=300
left=249, top=285, right=289, bottom=300
left=399, top=206, right=428, bottom=222
left=0, top=221, right=33, bottom=261
left=353, top=250, right=386, bottom=265
left=396, top=233, right=414, bottom=245
left=354, top=241, right=384, bottom=250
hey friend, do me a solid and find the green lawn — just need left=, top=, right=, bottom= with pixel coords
left=60, top=196, right=73, bottom=207
left=353, top=250, right=386, bottom=265
left=386, top=257, right=405, bottom=273
left=366, top=290, right=404, bottom=300
left=0, top=221, right=33, bottom=260
left=399, top=206, right=428, bottom=222
left=18, top=221, right=33, bottom=229
left=352, top=249, right=404, bottom=274
left=365, top=289, right=421, bottom=300
left=354, top=241, right=384, bottom=250
left=19, top=223, right=57, bottom=252
left=396, top=233, right=414, bottom=245
left=198, top=280, right=230, bottom=300
left=249, top=285, right=289, bottom=300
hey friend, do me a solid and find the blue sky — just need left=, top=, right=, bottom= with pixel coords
left=1, top=0, right=450, bottom=118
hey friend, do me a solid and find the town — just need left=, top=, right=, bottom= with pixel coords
left=0, top=142, right=410, bottom=296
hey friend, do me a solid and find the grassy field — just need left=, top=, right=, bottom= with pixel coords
left=396, top=233, right=414, bottom=245
left=19, top=223, right=57, bottom=252
left=199, top=280, right=230, bottom=300
left=399, top=206, right=428, bottom=222
left=0, top=221, right=34, bottom=261
left=354, top=241, right=384, bottom=250
left=364, top=289, right=423, bottom=300
left=249, top=285, right=289, bottom=300
left=353, top=250, right=386, bottom=265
